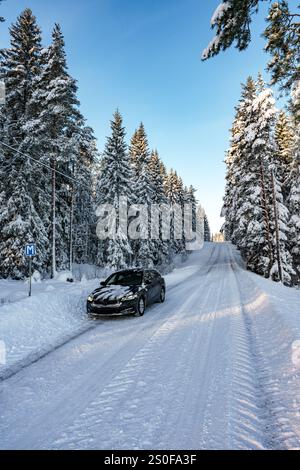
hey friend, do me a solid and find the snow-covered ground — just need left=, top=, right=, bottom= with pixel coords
left=0, top=243, right=300, bottom=450
left=0, top=258, right=200, bottom=380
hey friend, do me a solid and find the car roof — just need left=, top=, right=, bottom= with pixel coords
left=113, top=268, right=144, bottom=274
left=111, top=268, right=161, bottom=275
left=114, top=268, right=161, bottom=275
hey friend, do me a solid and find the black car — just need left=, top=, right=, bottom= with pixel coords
left=87, top=269, right=166, bottom=317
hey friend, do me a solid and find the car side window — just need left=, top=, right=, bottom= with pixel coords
left=106, top=273, right=118, bottom=285
left=144, top=271, right=155, bottom=284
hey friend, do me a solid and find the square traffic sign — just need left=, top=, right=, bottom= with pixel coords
left=25, top=243, right=36, bottom=257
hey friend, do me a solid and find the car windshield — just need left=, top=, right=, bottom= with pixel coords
left=105, top=271, right=143, bottom=287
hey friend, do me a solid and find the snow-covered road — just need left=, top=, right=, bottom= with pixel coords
left=1, top=243, right=300, bottom=450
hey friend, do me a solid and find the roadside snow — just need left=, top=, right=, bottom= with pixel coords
left=0, top=279, right=99, bottom=379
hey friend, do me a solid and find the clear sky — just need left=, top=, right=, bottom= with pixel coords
left=1, top=0, right=295, bottom=233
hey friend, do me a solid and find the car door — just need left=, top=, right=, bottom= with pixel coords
left=143, top=270, right=157, bottom=304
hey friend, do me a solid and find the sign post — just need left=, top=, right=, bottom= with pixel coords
left=25, top=243, right=36, bottom=297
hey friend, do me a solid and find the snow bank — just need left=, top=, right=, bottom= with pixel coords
left=72, top=263, right=113, bottom=281
left=0, top=279, right=99, bottom=379
left=54, top=271, right=73, bottom=282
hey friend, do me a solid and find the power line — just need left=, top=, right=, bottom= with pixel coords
left=0, top=140, right=100, bottom=232
left=0, top=140, right=90, bottom=188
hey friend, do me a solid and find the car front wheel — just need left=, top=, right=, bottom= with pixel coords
left=159, top=287, right=166, bottom=303
left=135, top=296, right=146, bottom=317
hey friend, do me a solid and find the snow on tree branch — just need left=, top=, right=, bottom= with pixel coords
left=210, top=1, right=231, bottom=27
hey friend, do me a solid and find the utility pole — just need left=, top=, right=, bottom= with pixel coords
left=69, top=159, right=75, bottom=275
left=271, top=169, right=283, bottom=283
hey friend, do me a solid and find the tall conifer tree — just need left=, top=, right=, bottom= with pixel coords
left=0, top=9, right=48, bottom=278
left=96, top=111, right=133, bottom=269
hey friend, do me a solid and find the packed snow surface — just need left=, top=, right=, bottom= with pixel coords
left=1, top=243, right=300, bottom=450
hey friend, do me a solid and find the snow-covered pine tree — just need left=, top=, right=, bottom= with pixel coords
left=223, top=77, right=271, bottom=276
left=164, top=170, right=176, bottom=257
left=227, top=77, right=271, bottom=271
left=196, top=204, right=205, bottom=245
left=164, top=170, right=177, bottom=201
left=222, top=101, right=247, bottom=242
left=264, top=1, right=300, bottom=91
left=95, top=111, right=133, bottom=270
left=95, top=154, right=106, bottom=269
left=222, top=156, right=237, bottom=242
left=203, top=1, right=299, bottom=92
left=0, top=0, right=4, bottom=23
left=204, top=213, right=211, bottom=242
left=0, top=9, right=49, bottom=278
left=255, top=76, right=294, bottom=284
left=270, top=110, right=296, bottom=285
left=274, top=111, right=295, bottom=200
left=224, top=75, right=295, bottom=283
left=288, top=81, right=300, bottom=281
left=129, top=128, right=142, bottom=178
left=240, top=76, right=277, bottom=277
left=291, top=80, right=300, bottom=124
left=129, top=123, right=155, bottom=267
left=148, top=150, right=166, bottom=205
left=174, top=173, right=187, bottom=257
left=148, top=149, right=170, bottom=265
left=73, top=126, right=98, bottom=266
left=30, top=23, right=84, bottom=277
left=185, top=185, right=198, bottom=244
left=159, top=159, right=167, bottom=182
left=164, top=170, right=186, bottom=256
left=269, top=168, right=295, bottom=285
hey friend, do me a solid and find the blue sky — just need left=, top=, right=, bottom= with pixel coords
left=1, top=0, right=295, bottom=232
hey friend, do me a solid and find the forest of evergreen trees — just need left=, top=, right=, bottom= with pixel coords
left=222, top=75, right=300, bottom=286
left=204, top=1, right=300, bottom=287
left=0, top=9, right=210, bottom=280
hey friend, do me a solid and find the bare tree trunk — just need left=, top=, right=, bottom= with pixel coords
left=51, top=157, right=56, bottom=279
left=259, top=160, right=273, bottom=275
left=85, top=223, right=89, bottom=263
left=271, top=170, right=283, bottom=283
left=69, top=188, right=74, bottom=274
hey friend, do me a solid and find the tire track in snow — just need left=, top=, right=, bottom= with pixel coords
left=224, top=247, right=270, bottom=449
left=2, top=249, right=220, bottom=450
left=39, top=248, right=222, bottom=449
left=160, top=245, right=230, bottom=449
left=227, top=243, right=300, bottom=449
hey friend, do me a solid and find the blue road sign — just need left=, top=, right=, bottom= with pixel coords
left=25, top=243, right=36, bottom=257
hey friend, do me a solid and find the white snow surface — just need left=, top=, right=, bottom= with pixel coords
left=1, top=243, right=300, bottom=450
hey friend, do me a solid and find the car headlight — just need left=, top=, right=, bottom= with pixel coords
left=87, top=295, right=94, bottom=302
left=122, top=293, right=138, bottom=301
